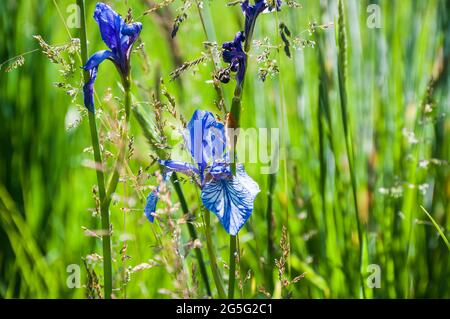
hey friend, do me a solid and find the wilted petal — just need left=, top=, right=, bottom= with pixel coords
left=201, top=165, right=260, bottom=235
left=222, top=32, right=247, bottom=85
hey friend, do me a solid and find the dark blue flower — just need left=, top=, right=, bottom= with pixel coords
left=144, top=110, right=260, bottom=235
left=241, top=0, right=282, bottom=39
left=221, top=1, right=282, bottom=85
left=82, top=2, right=142, bottom=112
left=222, top=32, right=246, bottom=85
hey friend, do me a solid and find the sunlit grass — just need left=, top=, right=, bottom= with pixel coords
left=0, top=0, right=449, bottom=299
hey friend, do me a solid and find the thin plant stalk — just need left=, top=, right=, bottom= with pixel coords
left=336, top=0, right=365, bottom=298
left=203, top=207, right=226, bottom=298
left=77, top=0, right=112, bottom=299
left=228, top=235, right=237, bottom=298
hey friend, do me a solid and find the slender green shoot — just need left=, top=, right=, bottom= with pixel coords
left=77, top=0, right=112, bottom=299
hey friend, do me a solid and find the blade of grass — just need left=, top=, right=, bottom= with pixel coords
left=420, top=206, right=450, bottom=251
left=336, top=0, right=366, bottom=298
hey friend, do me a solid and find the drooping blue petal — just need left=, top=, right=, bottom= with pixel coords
left=82, top=50, right=114, bottom=112
left=222, top=32, right=247, bottom=85
left=84, top=50, right=114, bottom=71
left=201, top=165, right=260, bottom=235
left=159, top=160, right=200, bottom=177
left=184, top=110, right=227, bottom=182
left=144, top=191, right=158, bottom=222
left=83, top=67, right=97, bottom=113
left=144, top=172, right=173, bottom=223
left=94, top=2, right=123, bottom=51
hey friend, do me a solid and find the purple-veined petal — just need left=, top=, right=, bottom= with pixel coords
left=144, top=171, right=173, bottom=223
left=209, top=161, right=232, bottom=180
left=201, top=165, right=260, bottom=235
left=236, top=164, right=260, bottom=199
left=94, top=2, right=123, bottom=50
left=159, top=160, right=200, bottom=177
left=83, top=50, right=114, bottom=70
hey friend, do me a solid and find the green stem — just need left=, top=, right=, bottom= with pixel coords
left=228, top=235, right=237, bottom=299
left=77, top=0, right=112, bottom=299
left=203, top=208, right=226, bottom=298
left=336, top=0, right=365, bottom=298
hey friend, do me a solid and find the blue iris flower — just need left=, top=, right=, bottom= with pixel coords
left=82, top=2, right=142, bottom=113
left=241, top=0, right=282, bottom=38
left=221, top=1, right=282, bottom=85
left=144, top=110, right=260, bottom=236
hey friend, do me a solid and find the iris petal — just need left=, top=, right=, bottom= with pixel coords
left=184, top=110, right=227, bottom=181
left=159, top=160, right=200, bottom=176
left=209, top=161, right=232, bottom=180
left=201, top=165, right=260, bottom=235
left=144, top=172, right=173, bottom=223
left=94, top=2, right=122, bottom=50
left=83, top=67, right=97, bottom=113
left=84, top=50, right=114, bottom=71
left=121, top=22, right=143, bottom=59
left=82, top=50, right=114, bottom=112
left=144, top=191, right=158, bottom=222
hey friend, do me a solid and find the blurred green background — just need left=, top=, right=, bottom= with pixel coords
left=0, top=0, right=449, bottom=298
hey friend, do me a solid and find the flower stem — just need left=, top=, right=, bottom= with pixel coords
left=228, top=235, right=237, bottom=299
left=77, top=0, right=112, bottom=299
left=337, top=0, right=365, bottom=297
left=203, top=208, right=226, bottom=298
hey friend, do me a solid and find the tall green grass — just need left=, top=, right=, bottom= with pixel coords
left=0, top=0, right=449, bottom=298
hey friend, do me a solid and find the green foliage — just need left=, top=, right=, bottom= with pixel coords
left=0, top=0, right=449, bottom=299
